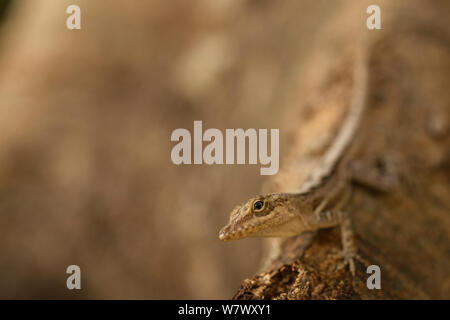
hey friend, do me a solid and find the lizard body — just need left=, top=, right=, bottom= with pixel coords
left=219, top=47, right=370, bottom=275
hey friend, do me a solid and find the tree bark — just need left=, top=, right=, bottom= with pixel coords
left=233, top=1, right=450, bottom=300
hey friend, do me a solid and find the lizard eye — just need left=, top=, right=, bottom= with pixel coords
left=252, top=200, right=266, bottom=213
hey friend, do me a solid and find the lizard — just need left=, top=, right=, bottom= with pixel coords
left=219, top=46, right=377, bottom=276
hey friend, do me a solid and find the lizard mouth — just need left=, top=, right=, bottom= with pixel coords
left=218, top=227, right=240, bottom=241
left=219, top=223, right=256, bottom=241
left=218, top=231, right=232, bottom=241
left=219, top=224, right=246, bottom=241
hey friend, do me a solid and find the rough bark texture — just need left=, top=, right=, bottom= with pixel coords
left=233, top=2, right=450, bottom=300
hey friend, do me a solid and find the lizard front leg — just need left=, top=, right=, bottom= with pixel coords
left=308, top=209, right=364, bottom=276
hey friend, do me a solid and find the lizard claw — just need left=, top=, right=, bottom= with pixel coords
left=329, top=249, right=367, bottom=276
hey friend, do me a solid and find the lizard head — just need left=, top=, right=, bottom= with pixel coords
left=219, top=193, right=309, bottom=241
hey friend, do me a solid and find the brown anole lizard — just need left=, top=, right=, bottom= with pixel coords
left=219, top=47, right=373, bottom=275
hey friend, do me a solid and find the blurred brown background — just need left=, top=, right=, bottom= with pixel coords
left=0, top=0, right=447, bottom=299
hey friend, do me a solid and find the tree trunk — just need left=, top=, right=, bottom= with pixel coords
left=233, top=0, right=450, bottom=300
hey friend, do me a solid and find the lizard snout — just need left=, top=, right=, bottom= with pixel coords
left=219, top=226, right=232, bottom=241
left=219, top=224, right=242, bottom=241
